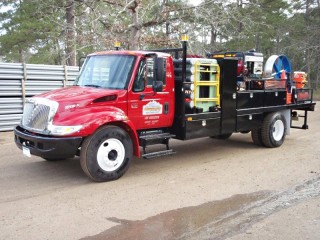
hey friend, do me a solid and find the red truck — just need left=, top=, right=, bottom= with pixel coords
left=14, top=39, right=316, bottom=182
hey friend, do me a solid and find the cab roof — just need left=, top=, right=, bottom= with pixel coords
left=88, top=50, right=171, bottom=58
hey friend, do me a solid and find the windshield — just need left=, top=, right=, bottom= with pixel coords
left=75, top=55, right=135, bottom=89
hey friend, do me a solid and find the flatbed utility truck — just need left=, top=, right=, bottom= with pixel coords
left=14, top=37, right=316, bottom=182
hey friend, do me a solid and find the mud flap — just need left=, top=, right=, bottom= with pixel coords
left=280, top=109, right=291, bottom=135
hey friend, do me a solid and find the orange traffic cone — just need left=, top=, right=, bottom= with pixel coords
left=281, top=70, right=286, bottom=80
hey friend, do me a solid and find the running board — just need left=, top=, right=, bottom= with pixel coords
left=142, top=149, right=176, bottom=159
left=139, top=133, right=175, bottom=142
left=139, top=132, right=175, bottom=159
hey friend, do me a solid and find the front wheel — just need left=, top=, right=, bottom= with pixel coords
left=80, top=125, right=133, bottom=182
left=261, top=112, right=287, bottom=148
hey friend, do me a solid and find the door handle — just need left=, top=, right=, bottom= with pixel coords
left=164, top=102, right=169, bottom=114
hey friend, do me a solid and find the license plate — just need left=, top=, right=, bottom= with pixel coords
left=22, top=146, right=31, bottom=157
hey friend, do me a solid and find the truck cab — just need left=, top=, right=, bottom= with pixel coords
left=75, top=51, right=175, bottom=131
left=14, top=50, right=176, bottom=181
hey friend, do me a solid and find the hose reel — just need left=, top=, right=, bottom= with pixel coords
left=264, top=55, right=292, bottom=79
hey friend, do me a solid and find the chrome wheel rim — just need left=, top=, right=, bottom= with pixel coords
left=97, top=138, right=125, bottom=172
left=272, top=119, right=285, bottom=141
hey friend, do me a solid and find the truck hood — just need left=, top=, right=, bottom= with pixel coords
left=38, top=86, right=122, bottom=104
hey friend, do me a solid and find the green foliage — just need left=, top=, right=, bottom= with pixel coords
left=0, top=0, right=61, bottom=63
left=0, top=0, right=319, bottom=88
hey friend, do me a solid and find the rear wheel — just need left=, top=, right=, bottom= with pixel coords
left=261, top=112, right=287, bottom=148
left=80, top=125, right=133, bottom=182
left=251, top=128, right=263, bottom=146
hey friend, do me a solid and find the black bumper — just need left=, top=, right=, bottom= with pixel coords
left=14, top=126, right=83, bottom=159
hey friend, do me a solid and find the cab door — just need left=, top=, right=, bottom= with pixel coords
left=127, top=56, right=174, bottom=130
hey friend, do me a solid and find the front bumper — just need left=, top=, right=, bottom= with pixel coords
left=14, top=126, right=83, bottom=159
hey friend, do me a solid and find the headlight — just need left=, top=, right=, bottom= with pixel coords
left=47, top=124, right=82, bottom=136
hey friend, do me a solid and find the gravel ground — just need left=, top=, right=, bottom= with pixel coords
left=0, top=103, right=319, bottom=240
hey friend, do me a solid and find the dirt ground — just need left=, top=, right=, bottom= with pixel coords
left=0, top=104, right=319, bottom=240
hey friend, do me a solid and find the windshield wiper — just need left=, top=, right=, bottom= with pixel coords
left=83, top=84, right=102, bottom=88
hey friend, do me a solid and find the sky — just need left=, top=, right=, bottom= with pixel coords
left=189, top=0, right=202, bottom=6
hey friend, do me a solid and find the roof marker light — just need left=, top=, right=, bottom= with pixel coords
left=114, top=41, right=121, bottom=50
left=181, top=34, right=189, bottom=42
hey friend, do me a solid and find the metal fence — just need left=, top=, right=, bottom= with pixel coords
left=0, top=63, right=79, bottom=131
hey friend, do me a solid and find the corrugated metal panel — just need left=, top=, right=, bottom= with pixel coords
left=0, top=63, right=79, bottom=131
left=0, top=114, right=22, bottom=131
left=66, top=66, right=79, bottom=86
left=0, top=98, right=23, bottom=114
left=0, top=63, right=24, bottom=79
left=25, top=81, right=65, bottom=96
left=0, top=79, right=23, bottom=96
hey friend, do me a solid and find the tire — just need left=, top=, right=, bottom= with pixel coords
left=251, top=128, right=263, bottom=146
left=211, top=133, right=232, bottom=140
left=261, top=112, right=287, bottom=148
left=80, top=125, right=133, bottom=182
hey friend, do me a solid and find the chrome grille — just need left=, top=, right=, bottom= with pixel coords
left=22, top=101, right=50, bottom=131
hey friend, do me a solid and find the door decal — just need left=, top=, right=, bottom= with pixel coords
left=143, top=100, right=163, bottom=115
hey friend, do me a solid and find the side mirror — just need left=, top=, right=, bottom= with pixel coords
left=152, top=81, right=163, bottom=92
left=155, top=57, right=166, bottom=83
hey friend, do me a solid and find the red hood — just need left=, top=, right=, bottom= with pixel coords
left=38, top=86, right=124, bottom=105
left=33, top=86, right=128, bottom=127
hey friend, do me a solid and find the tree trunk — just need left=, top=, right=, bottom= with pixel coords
left=19, top=48, right=24, bottom=63
left=238, top=0, right=243, bottom=33
left=66, top=1, right=76, bottom=66
left=315, top=0, right=320, bottom=89
left=166, top=21, right=170, bottom=37
left=275, top=34, right=280, bottom=55
left=305, top=0, right=312, bottom=88
left=315, top=37, right=320, bottom=89
left=130, top=13, right=139, bottom=50
left=210, top=26, right=217, bottom=52
left=127, top=1, right=139, bottom=50
left=54, top=38, right=62, bottom=65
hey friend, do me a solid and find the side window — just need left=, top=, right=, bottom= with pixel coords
left=133, top=59, right=146, bottom=92
left=133, top=57, right=166, bottom=89
left=146, top=57, right=166, bottom=86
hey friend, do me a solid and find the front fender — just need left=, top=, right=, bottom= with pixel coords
left=53, top=106, right=141, bottom=157
left=85, top=117, right=141, bottom=158
left=113, top=120, right=141, bottom=158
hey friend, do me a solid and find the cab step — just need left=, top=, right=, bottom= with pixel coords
left=139, top=132, right=175, bottom=142
left=139, top=132, right=175, bottom=159
left=142, top=149, right=176, bottom=159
